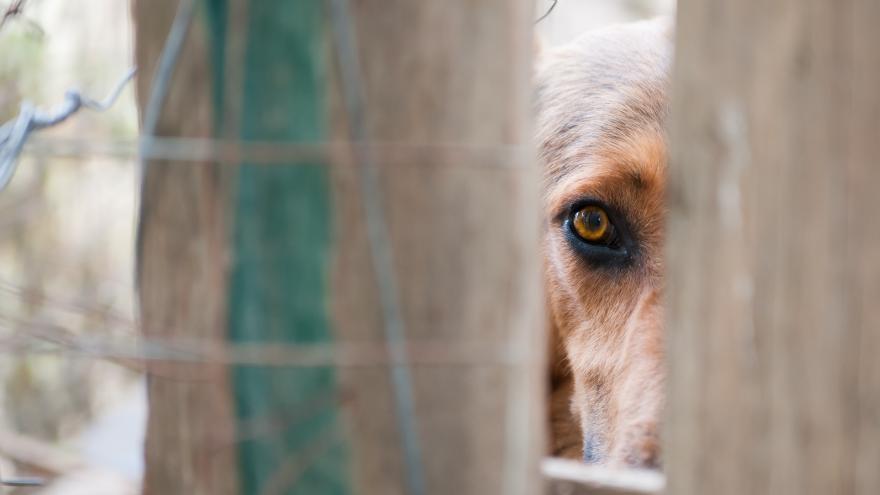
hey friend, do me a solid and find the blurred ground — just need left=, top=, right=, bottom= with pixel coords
left=0, top=1, right=671, bottom=493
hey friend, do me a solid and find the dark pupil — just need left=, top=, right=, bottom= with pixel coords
left=587, top=211, right=603, bottom=230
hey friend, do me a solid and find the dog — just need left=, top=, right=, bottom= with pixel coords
left=535, top=19, right=672, bottom=468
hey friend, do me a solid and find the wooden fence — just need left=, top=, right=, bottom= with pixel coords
left=133, top=0, right=880, bottom=494
left=667, top=1, right=880, bottom=494
left=134, top=1, right=542, bottom=494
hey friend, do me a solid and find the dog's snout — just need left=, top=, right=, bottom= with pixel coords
left=582, top=434, right=601, bottom=464
left=623, top=422, right=661, bottom=469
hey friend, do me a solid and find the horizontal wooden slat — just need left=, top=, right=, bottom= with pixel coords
left=542, top=457, right=663, bottom=495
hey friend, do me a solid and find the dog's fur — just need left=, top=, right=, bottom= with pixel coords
left=536, top=19, right=672, bottom=467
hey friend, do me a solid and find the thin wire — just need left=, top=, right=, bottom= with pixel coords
left=138, top=0, right=196, bottom=153
left=135, top=0, right=197, bottom=289
left=0, top=407, right=45, bottom=487
left=24, top=136, right=529, bottom=167
left=0, top=478, right=43, bottom=487
left=0, top=68, right=135, bottom=191
left=0, top=323, right=521, bottom=367
left=327, top=1, right=427, bottom=493
left=535, top=0, right=559, bottom=23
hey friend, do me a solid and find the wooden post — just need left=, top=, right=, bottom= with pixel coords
left=666, top=1, right=880, bottom=494
left=134, top=1, right=542, bottom=494
left=133, top=2, right=239, bottom=494
left=327, top=1, right=543, bottom=494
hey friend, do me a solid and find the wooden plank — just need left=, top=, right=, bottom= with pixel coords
left=666, top=1, right=880, bottom=494
left=135, top=1, right=542, bottom=493
left=133, top=2, right=239, bottom=494
left=328, top=1, right=543, bottom=494
left=542, top=458, right=663, bottom=495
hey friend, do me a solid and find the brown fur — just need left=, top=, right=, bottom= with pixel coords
left=536, top=19, right=673, bottom=467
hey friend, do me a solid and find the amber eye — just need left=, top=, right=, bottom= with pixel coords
left=571, top=206, right=615, bottom=245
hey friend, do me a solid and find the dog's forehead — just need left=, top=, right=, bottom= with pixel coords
left=535, top=19, right=673, bottom=187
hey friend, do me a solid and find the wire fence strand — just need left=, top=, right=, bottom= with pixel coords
left=328, top=1, right=428, bottom=494
left=0, top=308, right=523, bottom=368
left=23, top=136, right=529, bottom=167
left=0, top=68, right=135, bottom=191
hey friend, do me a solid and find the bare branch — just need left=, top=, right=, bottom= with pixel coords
left=0, top=0, right=27, bottom=32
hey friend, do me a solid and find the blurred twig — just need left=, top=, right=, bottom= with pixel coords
left=0, top=0, right=26, bottom=32
left=0, top=426, right=81, bottom=474
left=0, top=426, right=85, bottom=488
left=0, top=277, right=135, bottom=329
left=0, top=277, right=519, bottom=370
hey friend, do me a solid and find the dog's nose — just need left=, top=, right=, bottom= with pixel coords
left=583, top=434, right=601, bottom=463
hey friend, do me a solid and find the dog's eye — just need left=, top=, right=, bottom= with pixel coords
left=563, top=201, right=632, bottom=265
left=571, top=206, right=616, bottom=245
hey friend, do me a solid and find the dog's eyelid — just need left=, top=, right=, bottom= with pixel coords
left=551, top=188, right=613, bottom=218
left=563, top=197, right=618, bottom=220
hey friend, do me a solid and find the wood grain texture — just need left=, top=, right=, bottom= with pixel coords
left=135, top=1, right=542, bottom=493
left=133, top=2, right=239, bottom=494
left=327, top=1, right=544, bottom=494
left=666, top=1, right=880, bottom=494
